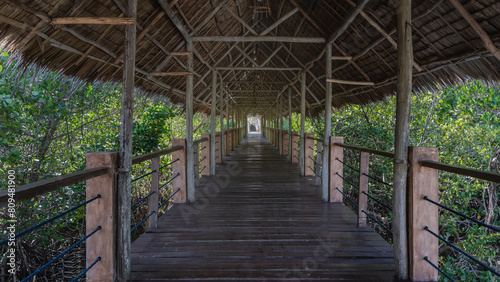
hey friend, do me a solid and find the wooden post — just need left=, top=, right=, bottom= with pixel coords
left=291, top=131, right=299, bottom=164
left=357, top=152, right=369, bottom=227
left=149, top=156, right=159, bottom=228
left=329, top=137, right=344, bottom=202
left=228, top=129, right=233, bottom=152
left=219, top=76, right=225, bottom=160
left=172, top=139, right=187, bottom=203
left=210, top=70, right=217, bottom=175
left=288, top=87, right=292, bottom=163
left=394, top=0, right=413, bottom=278
left=193, top=143, right=200, bottom=186
left=315, top=141, right=323, bottom=186
left=408, top=147, right=439, bottom=281
left=300, top=72, right=306, bottom=176
left=279, top=92, right=284, bottom=155
left=215, top=132, right=222, bottom=164
left=304, top=133, right=315, bottom=176
left=283, top=131, right=289, bottom=156
left=86, top=152, right=118, bottom=282
left=323, top=43, right=333, bottom=202
left=226, top=90, right=229, bottom=153
left=186, top=40, right=195, bottom=203
left=116, top=0, right=136, bottom=279
left=201, top=134, right=210, bottom=176
left=224, top=129, right=229, bottom=156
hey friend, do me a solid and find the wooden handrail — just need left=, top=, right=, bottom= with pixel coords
left=334, top=142, right=394, bottom=158
left=420, top=160, right=500, bottom=183
left=0, top=167, right=109, bottom=206
left=193, top=137, right=209, bottom=146
left=306, top=136, right=323, bottom=142
left=132, top=145, right=184, bottom=165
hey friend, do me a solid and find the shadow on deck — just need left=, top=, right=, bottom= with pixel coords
left=130, top=133, right=396, bottom=281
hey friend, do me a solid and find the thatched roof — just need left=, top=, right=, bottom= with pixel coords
left=0, top=0, right=499, bottom=116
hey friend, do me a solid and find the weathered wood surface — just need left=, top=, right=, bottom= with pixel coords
left=130, top=134, right=396, bottom=281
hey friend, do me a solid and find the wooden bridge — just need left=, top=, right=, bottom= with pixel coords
left=130, top=133, right=395, bottom=281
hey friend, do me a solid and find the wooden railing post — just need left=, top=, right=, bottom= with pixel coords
left=224, top=130, right=228, bottom=156
left=215, top=132, right=222, bottom=164
left=315, top=141, right=323, bottom=186
left=329, top=137, right=344, bottom=202
left=193, top=143, right=200, bottom=186
left=149, top=156, right=159, bottom=228
left=408, top=147, right=439, bottom=281
left=86, top=152, right=118, bottom=281
left=201, top=134, right=210, bottom=176
left=291, top=131, right=299, bottom=164
left=228, top=130, right=233, bottom=152
left=283, top=131, right=289, bottom=156
left=304, top=133, right=315, bottom=176
left=357, top=152, right=369, bottom=227
left=172, top=139, right=187, bottom=203
left=232, top=129, right=237, bottom=149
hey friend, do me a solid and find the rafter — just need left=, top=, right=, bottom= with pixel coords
left=260, top=7, right=299, bottom=36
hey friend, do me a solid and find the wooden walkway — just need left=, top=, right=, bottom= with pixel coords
left=130, top=133, right=396, bottom=281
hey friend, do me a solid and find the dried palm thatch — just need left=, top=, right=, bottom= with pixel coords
left=0, top=0, right=499, bottom=116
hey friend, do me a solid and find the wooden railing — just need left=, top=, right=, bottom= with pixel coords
left=267, top=130, right=500, bottom=281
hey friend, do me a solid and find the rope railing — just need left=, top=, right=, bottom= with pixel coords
left=423, top=257, right=456, bottom=282
left=159, top=188, right=181, bottom=209
left=362, top=172, right=392, bottom=187
left=21, top=226, right=102, bottom=282
left=335, top=157, right=358, bottom=172
left=423, top=196, right=499, bottom=232
left=159, top=173, right=181, bottom=190
left=71, top=256, right=102, bottom=282
left=424, top=227, right=500, bottom=278
left=0, top=194, right=101, bottom=246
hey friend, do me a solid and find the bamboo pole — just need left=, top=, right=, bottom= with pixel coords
left=219, top=75, right=225, bottom=161
left=52, top=17, right=134, bottom=25
left=393, top=0, right=412, bottom=279
left=288, top=87, right=292, bottom=163
left=326, top=78, right=374, bottom=86
left=322, top=44, right=333, bottom=202
left=116, top=0, right=136, bottom=280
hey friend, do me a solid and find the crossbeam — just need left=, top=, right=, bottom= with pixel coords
left=216, top=67, right=302, bottom=71
left=192, top=36, right=325, bottom=43
left=52, top=17, right=134, bottom=25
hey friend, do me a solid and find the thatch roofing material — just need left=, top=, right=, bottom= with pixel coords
left=0, top=0, right=499, bottom=116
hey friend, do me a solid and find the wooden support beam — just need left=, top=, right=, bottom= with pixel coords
left=322, top=44, right=333, bottom=202
left=172, top=139, right=187, bottom=203
left=393, top=0, right=413, bottom=279
left=158, top=0, right=191, bottom=41
left=260, top=7, right=299, bottom=36
left=210, top=70, right=217, bottom=174
left=288, top=87, right=293, bottom=163
left=299, top=73, right=306, bottom=176
left=326, top=78, right=374, bottom=86
left=217, top=67, right=302, bottom=71
left=170, top=52, right=192, bottom=56
left=223, top=5, right=258, bottom=35
left=193, top=36, right=326, bottom=43
left=357, top=152, right=369, bottom=227
left=116, top=0, right=136, bottom=280
left=327, top=0, right=370, bottom=44
left=331, top=56, right=352, bottom=60
left=449, top=0, right=500, bottom=60
left=52, top=17, right=133, bottom=25
left=150, top=72, right=193, bottom=76
left=186, top=41, right=195, bottom=202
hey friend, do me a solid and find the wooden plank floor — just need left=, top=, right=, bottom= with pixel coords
left=130, top=133, right=397, bottom=281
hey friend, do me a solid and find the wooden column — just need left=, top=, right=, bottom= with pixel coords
left=193, top=143, right=200, bottom=186
left=86, top=152, right=118, bottom=281
left=225, top=91, right=230, bottom=154
left=288, top=87, right=292, bottom=163
left=408, top=147, right=439, bottom=281
left=291, top=131, right=299, bottom=164
left=304, top=133, right=315, bottom=176
left=185, top=40, right=195, bottom=203
left=315, top=141, right=323, bottom=186
left=323, top=43, right=333, bottom=202
left=393, top=0, right=413, bottom=278
left=219, top=76, right=225, bottom=160
left=279, top=92, right=284, bottom=155
left=149, top=156, right=159, bottom=228
left=283, top=131, right=289, bottom=156
left=329, top=137, right=344, bottom=202
left=299, top=72, right=306, bottom=176
left=210, top=70, right=217, bottom=175
left=357, top=152, right=369, bottom=227
left=172, top=139, right=187, bottom=203
left=228, top=129, right=233, bottom=152
left=215, top=132, right=222, bottom=164
left=201, top=134, right=210, bottom=176
left=116, top=0, right=136, bottom=279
